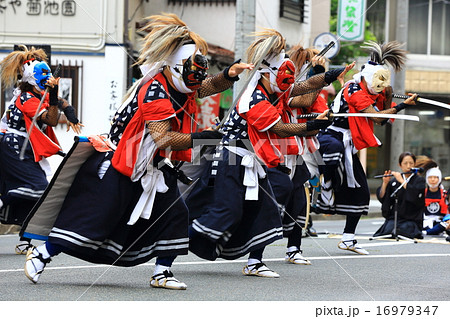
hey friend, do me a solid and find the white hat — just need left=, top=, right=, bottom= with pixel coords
left=426, top=167, right=442, bottom=188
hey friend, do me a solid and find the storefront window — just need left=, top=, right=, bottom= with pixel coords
left=408, top=0, right=450, bottom=55
left=408, top=0, right=429, bottom=54
left=405, top=104, right=450, bottom=176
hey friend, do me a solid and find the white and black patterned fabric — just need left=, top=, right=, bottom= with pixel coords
left=268, top=162, right=311, bottom=234
left=109, top=79, right=186, bottom=146
left=185, top=86, right=284, bottom=261
left=46, top=151, right=189, bottom=266
left=315, top=130, right=370, bottom=215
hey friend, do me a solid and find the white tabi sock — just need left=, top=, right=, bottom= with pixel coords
left=0, top=199, right=3, bottom=209
left=342, top=233, right=355, bottom=242
left=154, top=264, right=170, bottom=276
left=36, top=244, right=51, bottom=259
left=286, top=246, right=299, bottom=253
left=247, top=258, right=261, bottom=266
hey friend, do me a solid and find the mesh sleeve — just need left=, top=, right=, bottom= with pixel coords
left=291, top=73, right=327, bottom=97
left=289, top=90, right=321, bottom=108
left=269, top=119, right=317, bottom=137
left=362, top=105, right=398, bottom=124
left=197, top=71, right=234, bottom=98
left=146, top=120, right=192, bottom=150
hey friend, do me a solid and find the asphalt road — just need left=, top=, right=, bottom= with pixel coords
left=1, top=217, right=449, bottom=318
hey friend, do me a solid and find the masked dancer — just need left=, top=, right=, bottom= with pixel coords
left=315, top=41, right=418, bottom=254
left=22, top=13, right=252, bottom=290
left=267, top=44, right=355, bottom=265
left=0, top=46, right=81, bottom=255
left=186, top=29, right=347, bottom=277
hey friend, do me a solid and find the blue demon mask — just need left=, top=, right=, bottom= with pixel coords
left=33, top=61, right=52, bottom=90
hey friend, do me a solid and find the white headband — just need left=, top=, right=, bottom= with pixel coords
left=239, top=51, right=288, bottom=112
left=168, top=44, right=202, bottom=93
left=167, top=44, right=198, bottom=67
left=426, top=167, right=442, bottom=186
left=354, top=63, right=388, bottom=88
left=21, top=59, right=40, bottom=89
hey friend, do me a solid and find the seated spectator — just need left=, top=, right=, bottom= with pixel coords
left=423, top=214, right=450, bottom=236
left=373, top=152, right=425, bottom=239
left=423, top=167, right=448, bottom=231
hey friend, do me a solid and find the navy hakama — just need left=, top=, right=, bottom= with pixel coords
left=186, top=146, right=283, bottom=261
left=22, top=145, right=189, bottom=267
left=315, top=129, right=370, bottom=216
left=268, top=161, right=310, bottom=235
left=0, top=134, right=47, bottom=225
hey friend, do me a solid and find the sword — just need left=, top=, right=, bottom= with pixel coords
left=295, top=41, right=335, bottom=83
left=296, top=112, right=420, bottom=122
left=218, top=35, right=278, bottom=128
left=393, top=94, right=450, bottom=111
left=303, top=183, right=311, bottom=231
left=19, top=64, right=62, bottom=160
left=294, top=0, right=379, bottom=84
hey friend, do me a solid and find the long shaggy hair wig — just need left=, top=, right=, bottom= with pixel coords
left=0, top=45, right=48, bottom=87
left=245, top=29, right=286, bottom=66
left=361, top=40, right=407, bottom=71
left=136, top=12, right=208, bottom=67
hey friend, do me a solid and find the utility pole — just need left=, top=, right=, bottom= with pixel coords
left=234, top=0, right=256, bottom=96
left=390, top=0, right=409, bottom=170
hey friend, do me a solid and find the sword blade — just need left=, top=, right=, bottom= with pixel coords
left=331, top=113, right=420, bottom=121
left=392, top=93, right=450, bottom=110
left=297, top=112, right=420, bottom=121
left=418, top=97, right=450, bottom=110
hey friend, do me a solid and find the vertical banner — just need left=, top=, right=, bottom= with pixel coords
left=197, top=94, right=221, bottom=131
left=337, top=0, right=367, bottom=42
left=104, top=46, right=126, bottom=130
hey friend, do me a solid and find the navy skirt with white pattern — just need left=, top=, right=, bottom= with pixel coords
left=316, top=130, right=370, bottom=216
left=0, top=133, right=47, bottom=225
left=186, top=147, right=283, bottom=261
left=47, top=151, right=189, bottom=267
left=268, top=162, right=311, bottom=235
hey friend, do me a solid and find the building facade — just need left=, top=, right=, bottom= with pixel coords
left=1, top=0, right=447, bottom=188
left=365, top=0, right=450, bottom=190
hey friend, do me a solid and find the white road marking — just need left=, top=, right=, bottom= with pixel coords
left=2, top=253, right=450, bottom=273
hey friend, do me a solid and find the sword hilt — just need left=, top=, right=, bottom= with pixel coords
left=392, top=93, right=420, bottom=102
left=317, top=41, right=336, bottom=58
left=392, top=94, right=408, bottom=99
left=44, top=64, right=62, bottom=89
left=296, top=113, right=319, bottom=120
left=53, top=64, right=62, bottom=78
left=296, top=110, right=334, bottom=121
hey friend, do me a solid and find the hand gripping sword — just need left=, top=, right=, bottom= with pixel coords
left=19, top=64, right=62, bottom=160
left=393, top=94, right=450, bottom=111
left=296, top=111, right=420, bottom=122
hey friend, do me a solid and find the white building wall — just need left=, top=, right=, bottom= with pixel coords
left=140, top=0, right=322, bottom=55
left=1, top=0, right=330, bottom=172
left=142, top=0, right=237, bottom=52
left=0, top=0, right=128, bottom=172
